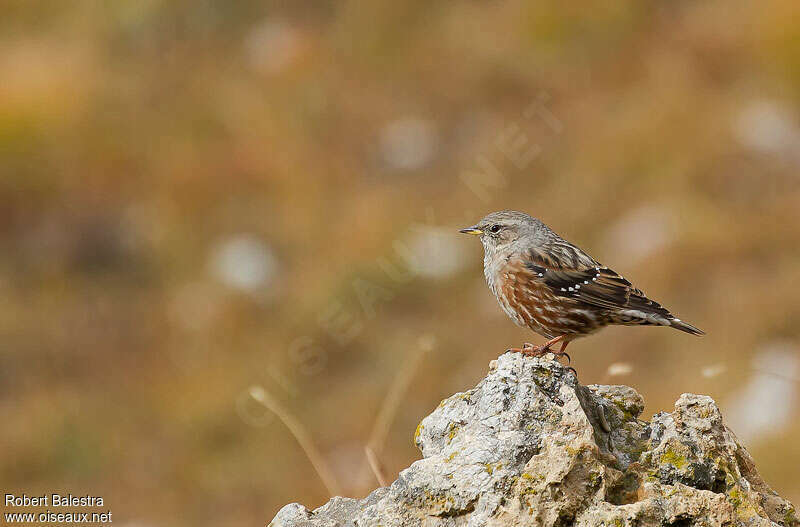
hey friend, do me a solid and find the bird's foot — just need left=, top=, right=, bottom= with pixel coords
left=507, top=342, right=571, bottom=364
left=526, top=342, right=571, bottom=364
left=506, top=342, right=545, bottom=356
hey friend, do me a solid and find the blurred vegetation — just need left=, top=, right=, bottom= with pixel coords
left=2, top=0, right=800, bottom=524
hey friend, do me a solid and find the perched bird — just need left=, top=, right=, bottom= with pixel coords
left=460, top=210, right=703, bottom=359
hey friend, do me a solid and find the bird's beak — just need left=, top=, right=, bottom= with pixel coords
left=459, top=225, right=483, bottom=236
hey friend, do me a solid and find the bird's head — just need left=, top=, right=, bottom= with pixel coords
left=459, top=210, right=544, bottom=255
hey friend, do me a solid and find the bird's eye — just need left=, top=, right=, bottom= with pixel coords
left=489, top=224, right=501, bottom=233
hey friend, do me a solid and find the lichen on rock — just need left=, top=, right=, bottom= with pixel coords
left=270, top=352, right=797, bottom=527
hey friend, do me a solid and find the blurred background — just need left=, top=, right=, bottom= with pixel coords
left=2, top=0, right=800, bottom=524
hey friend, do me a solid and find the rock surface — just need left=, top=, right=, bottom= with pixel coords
left=270, top=353, right=798, bottom=527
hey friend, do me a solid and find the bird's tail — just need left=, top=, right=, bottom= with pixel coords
left=669, top=318, right=705, bottom=336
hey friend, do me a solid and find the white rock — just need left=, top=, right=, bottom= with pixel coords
left=269, top=353, right=797, bottom=526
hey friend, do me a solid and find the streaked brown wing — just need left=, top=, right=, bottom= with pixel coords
left=526, top=241, right=599, bottom=271
left=523, top=253, right=674, bottom=318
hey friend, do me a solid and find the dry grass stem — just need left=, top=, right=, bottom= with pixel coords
left=355, top=336, right=434, bottom=491
left=249, top=386, right=343, bottom=497
left=364, top=446, right=388, bottom=487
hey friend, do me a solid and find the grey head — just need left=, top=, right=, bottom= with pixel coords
left=459, top=210, right=553, bottom=258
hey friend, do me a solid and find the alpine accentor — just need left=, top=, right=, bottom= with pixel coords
left=460, top=210, right=703, bottom=359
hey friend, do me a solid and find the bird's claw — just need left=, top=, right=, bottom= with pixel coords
left=550, top=349, right=571, bottom=367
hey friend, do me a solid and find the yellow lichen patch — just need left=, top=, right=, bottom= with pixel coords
left=660, top=448, right=688, bottom=470
left=447, top=422, right=460, bottom=443
left=784, top=507, right=798, bottom=526
left=518, top=471, right=545, bottom=504
left=565, top=443, right=595, bottom=458
left=727, top=486, right=761, bottom=521
left=455, top=392, right=472, bottom=402
left=483, top=462, right=503, bottom=475
left=520, top=486, right=538, bottom=497
left=414, top=423, right=424, bottom=443
left=612, top=400, right=635, bottom=421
